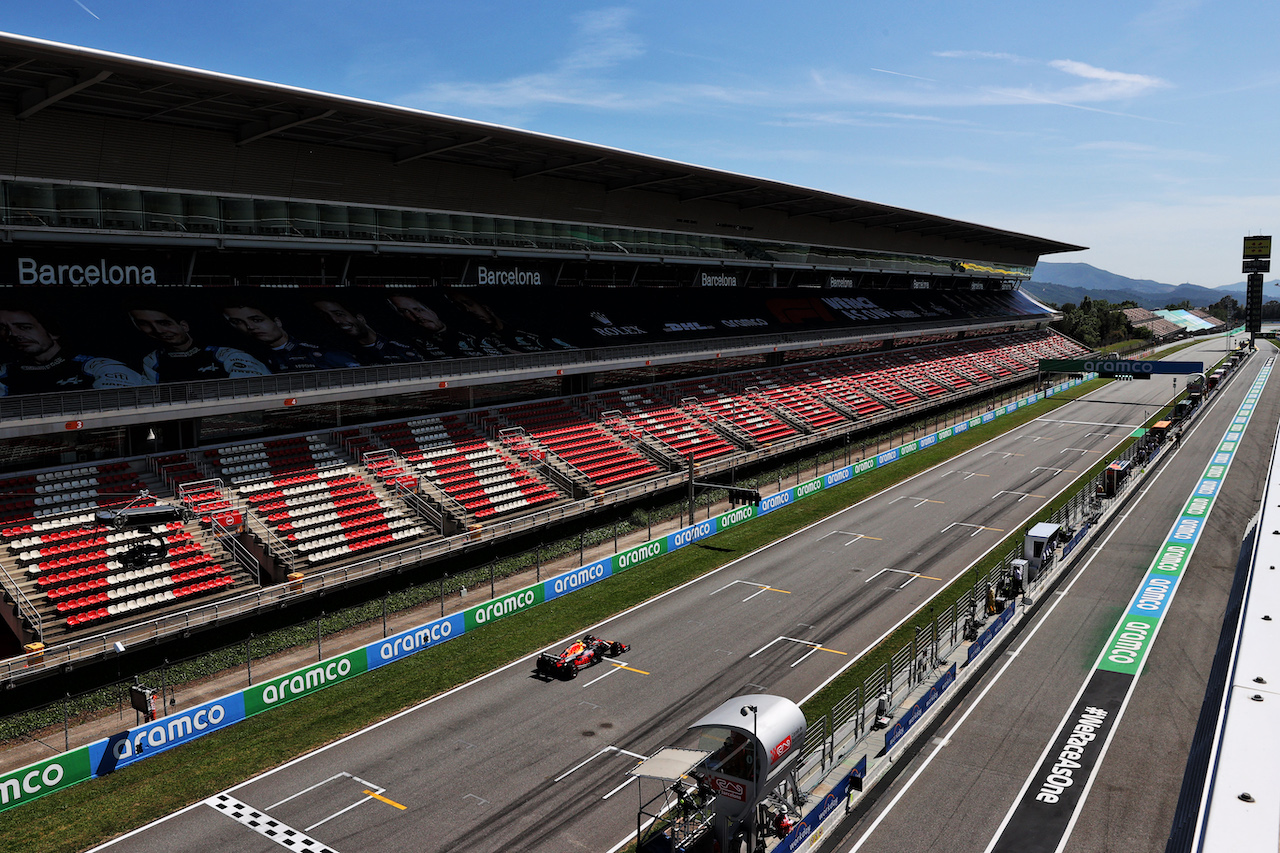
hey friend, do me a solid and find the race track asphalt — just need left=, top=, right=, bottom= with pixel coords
left=823, top=341, right=1276, bottom=853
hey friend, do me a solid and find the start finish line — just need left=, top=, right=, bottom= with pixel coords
left=1038, top=358, right=1204, bottom=377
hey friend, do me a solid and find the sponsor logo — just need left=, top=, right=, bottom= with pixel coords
left=1105, top=619, right=1152, bottom=667
left=760, top=491, right=792, bottom=513
left=770, top=735, right=792, bottom=763
left=376, top=614, right=461, bottom=664
left=616, top=540, right=665, bottom=571
left=796, top=479, right=823, bottom=498
left=877, top=449, right=898, bottom=465
left=105, top=702, right=231, bottom=762
left=671, top=521, right=714, bottom=548
left=825, top=467, right=852, bottom=487
left=709, top=776, right=746, bottom=801
left=721, top=318, right=768, bottom=328
left=592, top=325, right=647, bottom=337
left=853, top=458, right=875, bottom=474
left=475, top=265, right=541, bottom=286
left=821, top=296, right=894, bottom=321
left=663, top=321, right=716, bottom=332
left=1172, top=517, right=1200, bottom=541
left=469, top=588, right=539, bottom=626
left=0, top=752, right=86, bottom=808
left=552, top=562, right=607, bottom=595
left=19, top=257, right=158, bottom=285
left=1153, top=545, right=1187, bottom=575
left=257, top=657, right=355, bottom=707
left=717, top=506, right=755, bottom=529
left=1132, top=575, right=1173, bottom=615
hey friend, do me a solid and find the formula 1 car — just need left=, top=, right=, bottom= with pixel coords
left=536, top=635, right=630, bottom=679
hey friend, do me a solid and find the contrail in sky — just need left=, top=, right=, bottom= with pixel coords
left=73, top=0, right=100, bottom=20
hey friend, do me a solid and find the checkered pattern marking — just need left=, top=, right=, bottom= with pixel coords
left=207, top=793, right=338, bottom=852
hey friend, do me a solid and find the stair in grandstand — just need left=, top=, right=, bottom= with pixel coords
left=593, top=414, right=685, bottom=471
left=353, top=444, right=465, bottom=536
left=676, top=395, right=761, bottom=450
left=845, top=377, right=906, bottom=410
left=587, top=388, right=741, bottom=465
left=205, top=434, right=432, bottom=570
left=494, top=399, right=663, bottom=490
left=496, top=426, right=595, bottom=498
left=0, top=460, right=258, bottom=643
left=370, top=414, right=571, bottom=521
left=741, top=385, right=818, bottom=435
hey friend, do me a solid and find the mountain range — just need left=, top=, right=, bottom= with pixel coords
left=1027, top=261, right=1278, bottom=310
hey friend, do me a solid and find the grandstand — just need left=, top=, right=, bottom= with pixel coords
left=0, top=31, right=1086, bottom=675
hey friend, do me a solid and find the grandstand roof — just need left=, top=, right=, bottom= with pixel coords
left=0, top=31, right=1084, bottom=259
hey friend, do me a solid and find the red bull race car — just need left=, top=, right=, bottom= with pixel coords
left=536, top=634, right=630, bottom=679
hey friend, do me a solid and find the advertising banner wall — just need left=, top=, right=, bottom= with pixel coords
left=368, top=613, right=467, bottom=670
left=463, top=585, right=545, bottom=631
left=0, top=749, right=92, bottom=810
left=543, top=560, right=612, bottom=603
left=90, top=695, right=247, bottom=773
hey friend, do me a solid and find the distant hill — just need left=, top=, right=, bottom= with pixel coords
left=1032, top=262, right=1176, bottom=295
left=1028, top=261, right=1276, bottom=310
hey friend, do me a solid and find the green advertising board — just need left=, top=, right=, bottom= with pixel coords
left=244, top=648, right=369, bottom=716
left=463, top=584, right=545, bottom=631
left=613, top=538, right=668, bottom=573
left=0, top=748, right=92, bottom=810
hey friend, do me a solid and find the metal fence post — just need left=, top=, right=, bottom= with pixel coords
left=317, top=613, right=323, bottom=661
left=64, top=694, right=70, bottom=751
left=382, top=593, right=388, bottom=638
left=440, top=574, right=446, bottom=618
left=246, top=634, right=253, bottom=685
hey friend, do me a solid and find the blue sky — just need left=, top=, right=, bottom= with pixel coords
left=4, top=1, right=1279, bottom=287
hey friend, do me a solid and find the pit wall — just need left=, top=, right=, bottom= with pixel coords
left=0, top=376, right=1091, bottom=814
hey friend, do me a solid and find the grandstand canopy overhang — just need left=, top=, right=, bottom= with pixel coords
left=0, top=31, right=1084, bottom=272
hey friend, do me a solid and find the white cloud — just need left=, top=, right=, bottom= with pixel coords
left=406, top=8, right=648, bottom=112
left=1045, top=59, right=1169, bottom=101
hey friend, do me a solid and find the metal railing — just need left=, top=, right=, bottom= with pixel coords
left=0, top=560, right=41, bottom=643
left=0, top=320, right=1049, bottom=426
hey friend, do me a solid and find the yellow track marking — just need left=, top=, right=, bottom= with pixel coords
left=818, top=647, right=848, bottom=656
left=609, top=662, right=650, bottom=675
left=364, top=791, right=407, bottom=810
